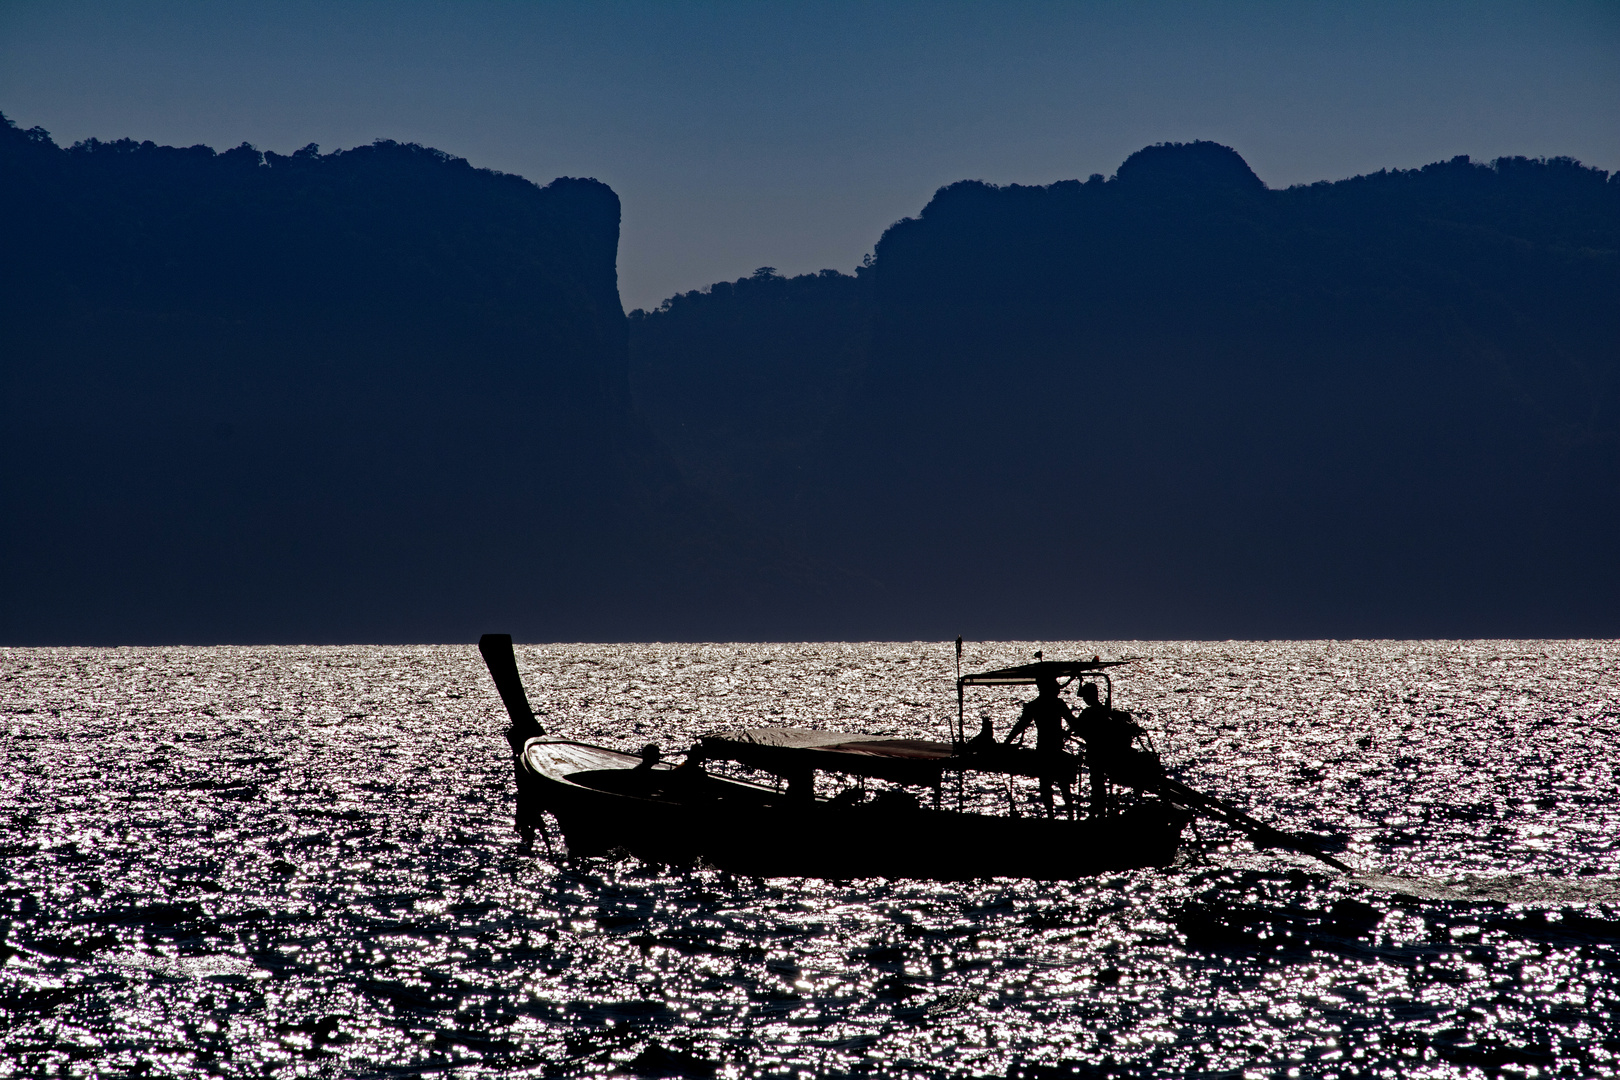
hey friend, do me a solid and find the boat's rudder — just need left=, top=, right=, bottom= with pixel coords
left=478, top=633, right=546, bottom=752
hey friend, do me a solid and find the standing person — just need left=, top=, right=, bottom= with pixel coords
left=1003, top=672, right=1077, bottom=816
left=1070, top=682, right=1144, bottom=818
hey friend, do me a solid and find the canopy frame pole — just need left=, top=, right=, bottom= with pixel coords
left=954, top=637, right=965, bottom=747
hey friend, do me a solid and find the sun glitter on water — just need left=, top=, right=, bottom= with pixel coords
left=1, top=640, right=1617, bottom=1077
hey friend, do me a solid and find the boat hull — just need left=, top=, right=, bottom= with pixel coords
left=517, top=739, right=1188, bottom=881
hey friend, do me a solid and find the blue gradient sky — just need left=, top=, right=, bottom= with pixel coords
left=3, top=1, right=1615, bottom=311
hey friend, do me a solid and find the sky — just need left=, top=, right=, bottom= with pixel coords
left=3, top=1, right=1616, bottom=312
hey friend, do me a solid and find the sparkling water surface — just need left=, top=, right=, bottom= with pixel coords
left=2, top=640, right=1618, bottom=1078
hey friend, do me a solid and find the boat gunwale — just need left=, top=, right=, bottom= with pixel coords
left=520, top=736, right=1173, bottom=833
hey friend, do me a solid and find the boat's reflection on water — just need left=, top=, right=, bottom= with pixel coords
left=1, top=640, right=1617, bottom=1077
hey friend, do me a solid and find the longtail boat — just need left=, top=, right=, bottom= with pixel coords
left=478, top=636, right=1350, bottom=880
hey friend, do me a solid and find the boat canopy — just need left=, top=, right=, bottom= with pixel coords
left=701, top=727, right=955, bottom=786
left=700, top=726, right=1078, bottom=785
left=703, top=727, right=929, bottom=753
left=958, top=659, right=1130, bottom=687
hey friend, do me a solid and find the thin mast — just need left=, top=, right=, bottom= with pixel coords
left=954, top=636, right=965, bottom=746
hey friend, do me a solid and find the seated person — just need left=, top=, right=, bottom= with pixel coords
left=668, top=743, right=711, bottom=800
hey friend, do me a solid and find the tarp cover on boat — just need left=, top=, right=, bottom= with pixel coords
left=704, top=727, right=911, bottom=751
left=701, top=727, right=954, bottom=786
left=701, top=727, right=1078, bottom=785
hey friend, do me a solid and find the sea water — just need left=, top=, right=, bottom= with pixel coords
left=1, top=640, right=1617, bottom=1077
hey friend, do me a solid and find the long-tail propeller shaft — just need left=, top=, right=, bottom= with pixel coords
left=1154, top=775, right=1354, bottom=873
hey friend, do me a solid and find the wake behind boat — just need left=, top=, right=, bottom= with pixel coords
left=479, top=636, right=1349, bottom=880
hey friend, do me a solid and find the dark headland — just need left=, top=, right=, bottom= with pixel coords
left=2, top=117, right=1616, bottom=643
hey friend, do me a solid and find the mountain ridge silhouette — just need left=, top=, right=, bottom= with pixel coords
left=0, top=115, right=814, bottom=644
left=631, top=142, right=1618, bottom=638
left=4, top=116, right=1615, bottom=642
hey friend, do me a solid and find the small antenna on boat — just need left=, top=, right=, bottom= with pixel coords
left=954, top=637, right=965, bottom=747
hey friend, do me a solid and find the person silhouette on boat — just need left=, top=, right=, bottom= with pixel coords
left=1070, top=682, right=1147, bottom=818
left=1004, top=672, right=1077, bottom=816
left=670, top=742, right=710, bottom=797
